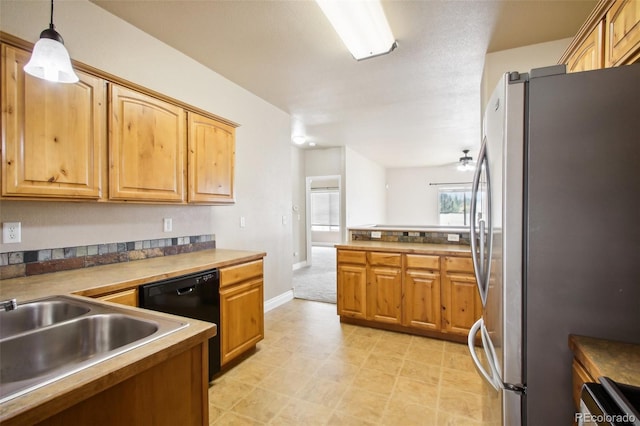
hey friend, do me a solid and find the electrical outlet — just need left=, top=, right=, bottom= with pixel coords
left=3, top=222, right=21, bottom=243
left=163, top=218, right=172, bottom=232
left=240, top=216, right=246, bottom=228
left=371, top=231, right=382, bottom=239
left=447, top=233, right=460, bottom=242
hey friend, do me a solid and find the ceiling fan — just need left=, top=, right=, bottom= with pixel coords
left=456, top=149, right=476, bottom=171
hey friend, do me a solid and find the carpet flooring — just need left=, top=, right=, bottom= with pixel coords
left=293, top=246, right=337, bottom=304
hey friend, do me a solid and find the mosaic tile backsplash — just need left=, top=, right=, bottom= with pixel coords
left=0, top=234, right=215, bottom=280
left=350, top=229, right=471, bottom=245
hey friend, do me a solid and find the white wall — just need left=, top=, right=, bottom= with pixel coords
left=344, top=147, right=386, bottom=232
left=481, top=38, right=572, bottom=111
left=291, top=147, right=306, bottom=265
left=386, top=165, right=474, bottom=225
left=0, top=0, right=292, bottom=301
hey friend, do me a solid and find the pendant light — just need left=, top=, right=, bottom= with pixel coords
left=457, top=149, right=475, bottom=171
left=24, top=0, right=79, bottom=83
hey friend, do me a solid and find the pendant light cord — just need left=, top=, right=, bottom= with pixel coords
left=49, top=0, right=55, bottom=29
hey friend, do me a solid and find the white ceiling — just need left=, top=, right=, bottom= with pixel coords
left=91, top=0, right=596, bottom=168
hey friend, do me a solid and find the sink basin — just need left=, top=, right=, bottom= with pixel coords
left=0, top=297, right=90, bottom=339
left=1, top=314, right=158, bottom=383
left=0, top=295, right=188, bottom=403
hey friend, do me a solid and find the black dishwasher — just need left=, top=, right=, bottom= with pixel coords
left=139, top=269, right=220, bottom=380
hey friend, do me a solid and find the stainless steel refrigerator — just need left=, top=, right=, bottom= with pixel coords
left=467, top=63, right=640, bottom=425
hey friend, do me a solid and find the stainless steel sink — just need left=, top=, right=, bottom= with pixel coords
left=0, top=295, right=188, bottom=403
left=0, top=297, right=90, bottom=339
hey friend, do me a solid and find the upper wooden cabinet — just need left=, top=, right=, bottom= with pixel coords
left=187, top=112, right=235, bottom=204
left=1, top=45, right=106, bottom=199
left=109, top=84, right=186, bottom=202
left=561, top=0, right=640, bottom=71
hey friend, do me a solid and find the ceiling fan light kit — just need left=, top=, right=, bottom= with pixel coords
left=315, top=0, right=397, bottom=61
left=24, top=0, right=79, bottom=84
left=457, top=149, right=475, bottom=171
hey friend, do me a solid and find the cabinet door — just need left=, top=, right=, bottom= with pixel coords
left=441, top=273, right=482, bottom=336
left=2, top=45, right=105, bottom=199
left=97, top=288, right=138, bottom=307
left=567, top=21, right=604, bottom=72
left=109, top=84, right=185, bottom=202
left=187, top=112, right=235, bottom=204
left=220, top=277, right=264, bottom=366
left=606, top=0, right=640, bottom=66
left=366, top=266, right=402, bottom=324
left=403, top=269, right=441, bottom=331
left=337, top=263, right=367, bottom=319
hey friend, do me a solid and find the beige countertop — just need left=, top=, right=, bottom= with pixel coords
left=569, top=334, right=640, bottom=386
left=0, top=248, right=265, bottom=424
left=336, top=240, right=472, bottom=256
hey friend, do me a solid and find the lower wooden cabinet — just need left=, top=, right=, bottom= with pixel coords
left=219, top=260, right=264, bottom=366
left=96, top=288, right=138, bottom=307
left=337, top=248, right=481, bottom=341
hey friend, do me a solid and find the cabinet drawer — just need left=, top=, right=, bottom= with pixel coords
left=405, top=254, right=440, bottom=270
left=443, top=256, right=474, bottom=274
left=367, top=252, right=402, bottom=267
left=337, top=250, right=366, bottom=265
left=220, top=259, right=263, bottom=288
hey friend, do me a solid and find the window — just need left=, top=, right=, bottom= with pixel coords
left=310, top=189, right=340, bottom=232
left=438, top=186, right=485, bottom=226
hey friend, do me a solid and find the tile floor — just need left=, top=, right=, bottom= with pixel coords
left=208, top=299, right=500, bottom=425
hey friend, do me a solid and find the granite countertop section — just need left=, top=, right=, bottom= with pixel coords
left=336, top=240, right=472, bottom=256
left=0, top=248, right=266, bottom=301
left=0, top=248, right=265, bottom=424
left=569, top=335, right=640, bottom=386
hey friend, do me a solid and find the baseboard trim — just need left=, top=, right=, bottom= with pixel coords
left=292, top=260, right=308, bottom=271
left=264, top=290, right=294, bottom=313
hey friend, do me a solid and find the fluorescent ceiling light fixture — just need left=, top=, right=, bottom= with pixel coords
left=292, top=136, right=306, bottom=145
left=24, top=0, right=79, bottom=83
left=315, top=0, right=397, bottom=60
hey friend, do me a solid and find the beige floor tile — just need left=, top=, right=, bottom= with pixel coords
left=330, top=345, right=372, bottom=366
left=399, top=359, right=442, bottom=386
left=442, top=351, right=477, bottom=372
left=208, top=404, right=226, bottom=424
left=343, top=333, right=380, bottom=352
left=381, top=401, right=439, bottom=426
left=440, top=366, right=486, bottom=395
left=231, top=387, right=289, bottom=423
left=444, top=340, right=471, bottom=355
left=314, top=357, right=361, bottom=384
left=335, top=386, right=390, bottom=423
left=352, top=367, right=397, bottom=396
left=327, top=412, right=377, bottom=426
left=257, top=366, right=313, bottom=396
left=223, top=360, right=274, bottom=387
left=390, top=376, right=439, bottom=408
left=410, top=335, right=446, bottom=352
left=296, top=377, right=350, bottom=409
left=404, top=346, right=444, bottom=366
left=209, top=377, right=255, bottom=410
left=362, top=351, right=405, bottom=376
left=269, top=399, right=333, bottom=425
left=438, top=386, right=488, bottom=422
left=284, top=351, right=324, bottom=375
left=249, top=345, right=294, bottom=368
left=212, top=411, right=266, bottom=425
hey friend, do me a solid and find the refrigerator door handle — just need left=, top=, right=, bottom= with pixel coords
left=468, top=318, right=503, bottom=391
left=470, top=139, right=491, bottom=306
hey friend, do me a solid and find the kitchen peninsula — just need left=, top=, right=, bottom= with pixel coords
left=337, top=225, right=478, bottom=343
left=0, top=248, right=265, bottom=425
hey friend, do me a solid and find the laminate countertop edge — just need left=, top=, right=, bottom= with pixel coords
left=335, top=241, right=472, bottom=256
left=569, top=334, right=640, bottom=386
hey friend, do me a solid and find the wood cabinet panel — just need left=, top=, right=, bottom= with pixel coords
left=109, top=84, right=185, bottom=202
left=441, top=273, right=482, bottom=336
left=220, top=277, right=264, bottom=366
left=367, top=251, right=402, bottom=267
left=606, top=0, right=640, bottom=66
left=2, top=45, right=106, bottom=199
left=403, top=269, right=441, bottom=331
left=337, top=250, right=366, bottom=265
left=572, top=358, right=594, bottom=410
left=337, top=263, right=367, bottom=319
left=567, top=22, right=604, bottom=72
left=97, top=288, right=138, bottom=307
left=220, top=259, right=263, bottom=288
left=187, top=112, right=235, bottom=204
left=405, top=254, right=439, bottom=270
left=367, top=266, right=402, bottom=324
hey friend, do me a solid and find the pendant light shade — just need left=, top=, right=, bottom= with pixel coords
left=24, top=0, right=79, bottom=83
